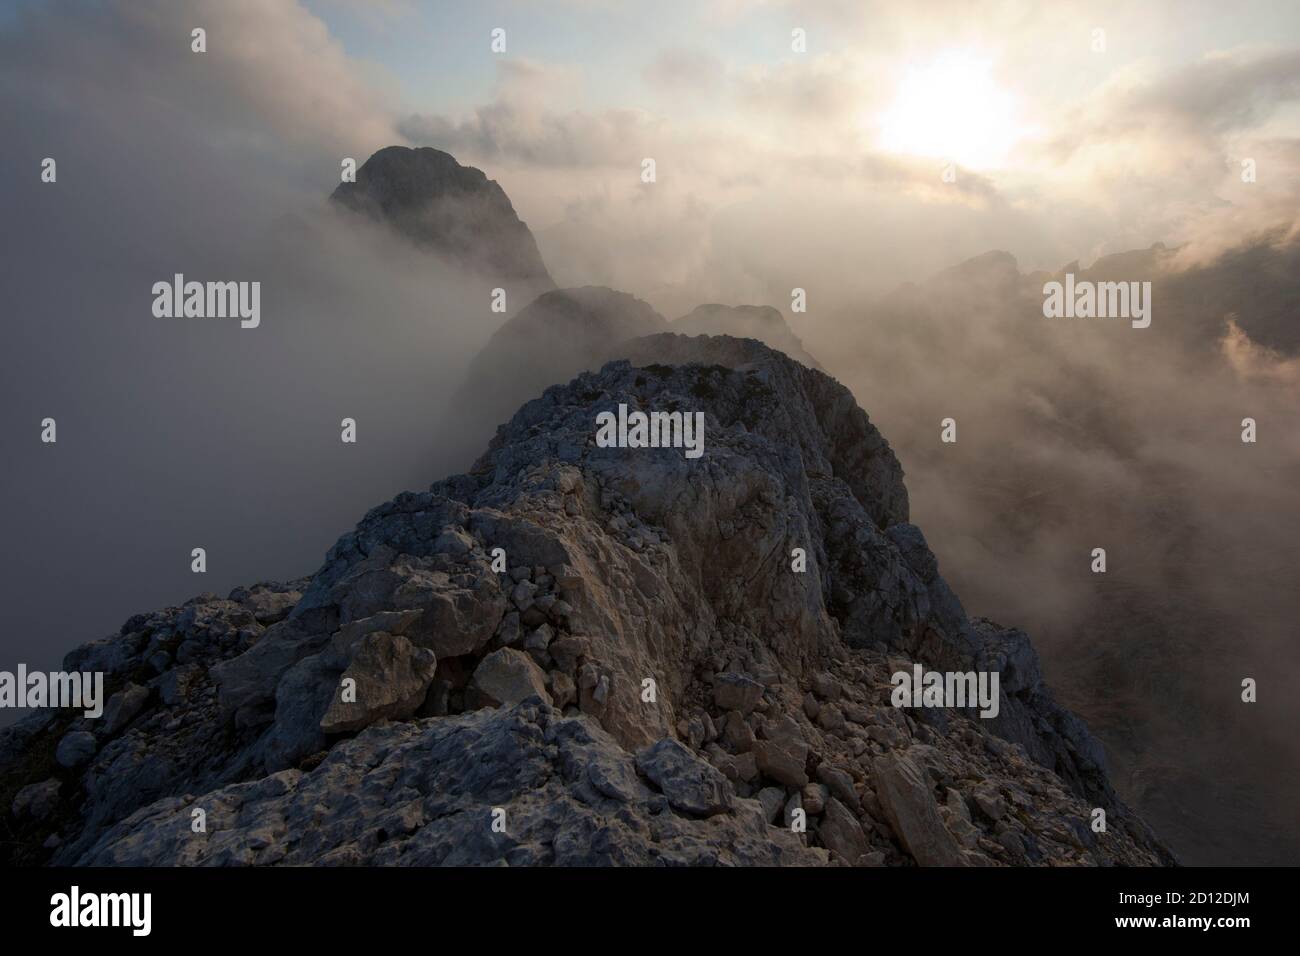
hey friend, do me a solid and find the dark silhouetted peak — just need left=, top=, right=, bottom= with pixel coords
left=451, top=286, right=669, bottom=435
left=331, top=145, right=554, bottom=289
left=506, top=286, right=668, bottom=343
left=673, top=303, right=824, bottom=370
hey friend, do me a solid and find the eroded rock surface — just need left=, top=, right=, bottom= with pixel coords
left=0, top=336, right=1173, bottom=867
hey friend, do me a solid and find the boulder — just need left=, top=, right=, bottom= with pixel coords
left=713, top=672, right=764, bottom=714
left=755, top=716, right=809, bottom=788
left=55, top=731, right=97, bottom=769
left=12, top=778, right=61, bottom=820
left=872, top=751, right=966, bottom=866
left=319, top=633, right=437, bottom=734
left=820, top=797, right=872, bottom=863
left=467, top=648, right=552, bottom=709
left=101, top=683, right=150, bottom=736
left=635, top=738, right=732, bottom=817
left=757, top=787, right=786, bottom=824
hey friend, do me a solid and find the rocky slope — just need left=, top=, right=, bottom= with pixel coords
left=818, top=237, right=1300, bottom=864
left=0, top=335, right=1173, bottom=867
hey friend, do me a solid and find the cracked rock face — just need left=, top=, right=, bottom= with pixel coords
left=0, top=335, right=1173, bottom=867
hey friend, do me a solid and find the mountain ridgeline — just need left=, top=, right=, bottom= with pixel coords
left=0, top=147, right=1177, bottom=867
left=1, top=331, right=1172, bottom=866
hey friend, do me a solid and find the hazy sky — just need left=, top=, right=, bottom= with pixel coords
left=6, top=0, right=1293, bottom=311
left=277, top=0, right=1300, bottom=309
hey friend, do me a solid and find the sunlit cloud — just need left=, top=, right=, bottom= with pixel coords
left=874, top=51, right=1026, bottom=169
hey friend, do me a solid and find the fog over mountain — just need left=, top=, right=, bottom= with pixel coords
left=674, top=304, right=824, bottom=372
left=805, top=238, right=1300, bottom=864
left=330, top=145, right=556, bottom=306
left=2, top=334, right=1177, bottom=869
left=0, top=1, right=502, bottom=710
left=2, top=0, right=1298, bottom=868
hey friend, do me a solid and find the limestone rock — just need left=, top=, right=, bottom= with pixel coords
left=467, top=648, right=552, bottom=709
left=70, top=704, right=818, bottom=866
left=713, top=672, right=764, bottom=714
left=101, top=683, right=150, bottom=736
left=755, top=715, right=810, bottom=788
left=755, top=737, right=809, bottom=789
left=820, top=797, right=871, bottom=863
left=55, top=731, right=97, bottom=769
left=635, top=738, right=732, bottom=817
left=816, top=763, right=860, bottom=811
left=757, top=787, right=786, bottom=824
left=12, top=778, right=61, bottom=820
left=319, top=632, right=438, bottom=734
left=872, top=751, right=966, bottom=866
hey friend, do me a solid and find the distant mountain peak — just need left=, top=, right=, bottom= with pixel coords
left=331, top=145, right=554, bottom=289
left=672, top=303, right=824, bottom=371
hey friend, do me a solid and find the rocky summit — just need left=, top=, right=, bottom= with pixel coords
left=0, top=335, right=1173, bottom=867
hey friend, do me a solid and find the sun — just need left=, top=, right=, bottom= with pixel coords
left=876, top=52, right=1020, bottom=170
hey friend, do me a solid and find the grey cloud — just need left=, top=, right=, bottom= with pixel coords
left=399, top=60, right=665, bottom=168
left=1134, top=49, right=1300, bottom=134
left=1045, top=48, right=1300, bottom=161
left=0, top=0, right=493, bottom=713
left=732, top=53, right=878, bottom=121
left=399, top=103, right=663, bottom=168
left=642, top=46, right=726, bottom=93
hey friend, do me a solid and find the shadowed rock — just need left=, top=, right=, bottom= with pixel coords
left=1, top=335, right=1174, bottom=868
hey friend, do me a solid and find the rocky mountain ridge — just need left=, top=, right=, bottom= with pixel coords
left=1, top=334, right=1173, bottom=867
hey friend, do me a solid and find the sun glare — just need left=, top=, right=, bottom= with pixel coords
left=876, top=52, right=1020, bottom=169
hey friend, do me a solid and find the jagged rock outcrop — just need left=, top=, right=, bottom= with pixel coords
left=331, top=145, right=554, bottom=298
left=0, top=336, right=1173, bottom=867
